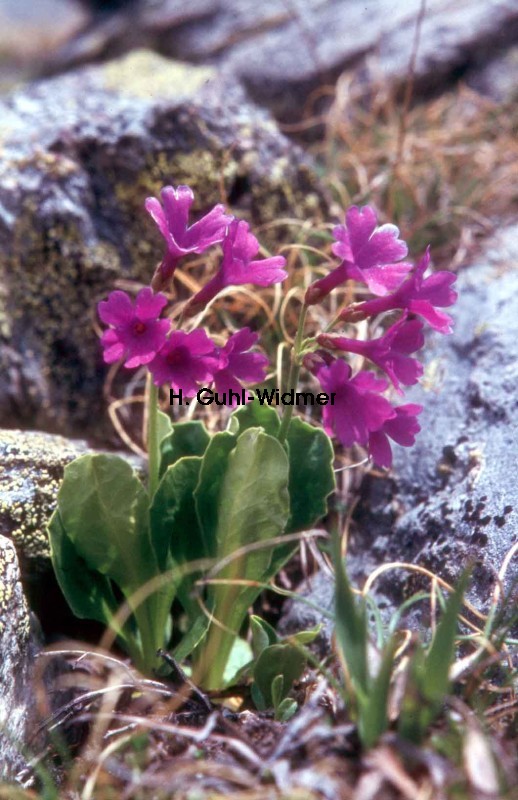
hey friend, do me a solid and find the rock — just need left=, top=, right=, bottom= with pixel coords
left=0, top=50, right=326, bottom=434
left=41, top=0, right=217, bottom=77
left=466, top=45, right=518, bottom=102
left=0, top=430, right=91, bottom=574
left=169, top=0, right=518, bottom=120
left=0, top=536, right=36, bottom=782
left=0, top=0, right=87, bottom=93
left=35, top=0, right=518, bottom=122
left=281, top=227, right=518, bottom=639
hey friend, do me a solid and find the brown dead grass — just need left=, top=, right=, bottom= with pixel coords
left=316, top=77, right=518, bottom=271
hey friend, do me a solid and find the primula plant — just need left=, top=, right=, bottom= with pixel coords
left=48, top=184, right=457, bottom=696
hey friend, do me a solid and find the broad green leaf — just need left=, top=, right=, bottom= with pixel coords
left=285, top=417, right=335, bottom=533
left=223, top=637, right=254, bottom=687
left=423, top=569, right=471, bottom=702
left=333, top=531, right=369, bottom=698
left=253, top=643, right=306, bottom=707
left=250, top=615, right=278, bottom=657
left=195, top=429, right=290, bottom=688
left=150, top=457, right=205, bottom=618
left=256, top=419, right=336, bottom=587
left=53, top=454, right=175, bottom=671
left=194, top=431, right=237, bottom=559
left=228, top=400, right=281, bottom=437
left=213, top=429, right=290, bottom=588
left=55, top=454, right=156, bottom=595
left=48, top=509, right=119, bottom=627
left=159, top=421, right=211, bottom=477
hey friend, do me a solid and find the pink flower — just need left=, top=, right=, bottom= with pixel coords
left=346, top=249, right=457, bottom=333
left=305, top=205, right=412, bottom=304
left=145, top=185, right=233, bottom=282
left=185, top=219, right=287, bottom=315
left=318, top=315, right=424, bottom=393
left=98, top=288, right=170, bottom=368
left=368, top=404, right=423, bottom=468
left=148, top=329, right=219, bottom=395
left=213, top=328, right=269, bottom=401
left=317, top=359, right=395, bottom=448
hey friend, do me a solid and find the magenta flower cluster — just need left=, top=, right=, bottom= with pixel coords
left=98, top=185, right=457, bottom=468
left=99, top=186, right=280, bottom=402
left=304, top=205, right=457, bottom=466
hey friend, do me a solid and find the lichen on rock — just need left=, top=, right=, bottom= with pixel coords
left=0, top=535, right=35, bottom=781
left=0, top=430, right=90, bottom=573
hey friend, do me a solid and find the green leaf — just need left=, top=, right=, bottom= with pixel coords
left=150, top=457, right=205, bottom=618
left=194, top=431, right=237, bottom=559
left=398, top=643, right=429, bottom=742
left=160, top=421, right=211, bottom=477
left=222, top=637, right=254, bottom=687
left=271, top=674, right=285, bottom=709
left=195, top=428, right=290, bottom=688
left=423, top=569, right=471, bottom=702
left=258, top=419, right=336, bottom=587
left=53, top=454, right=172, bottom=671
left=276, top=697, right=298, bottom=722
left=332, top=531, right=369, bottom=698
left=285, top=417, right=335, bottom=534
left=213, top=429, right=289, bottom=585
left=250, top=615, right=278, bottom=657
left=156, top=409, right=173, bottom=448
left=48, top=509, right=119, bottom=627
left=172, top=613, right=211, bottom=663
left=55, top=454, right=156, bottom=594
left=251, top=682, right=267, bottom=712
left=228, top=400, right=281, bottom=437
left=285, top=623, right=322, bottom=646
left=253, top=643, right=306, bottom=707
left=358, top=636, right=398, bottom=748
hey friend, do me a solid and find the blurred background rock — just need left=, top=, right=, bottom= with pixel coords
left=1, top=0, right=517, bottom=111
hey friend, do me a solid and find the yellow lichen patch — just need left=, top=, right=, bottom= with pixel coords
left=0, top=431, right=86, bottom=568
left=102, top=51, right=215, bottom=101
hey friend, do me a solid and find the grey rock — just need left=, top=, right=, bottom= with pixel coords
left=65, top=0, right=518, bottom=121
left=0, top=50, right=326, bottom=434
left=0, top=535, right=36, bottom=782
left=189, top=0, right=518, bottom=121
left=466, top=45, right=518, bottom=102
left=0, top=427, right=143, bottom=566
left=0, top=0, right=87, bottom=93
left=0, top=430, right=92, bottom=573
left=43, top=0, right=217, bottom=76
left=7, top=1, right=518, bottom=120
left=281, top=227, right=518, bottom=640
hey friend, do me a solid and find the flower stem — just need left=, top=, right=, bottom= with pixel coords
left=146, top=375, right=160, bottom=499
left=278, top=305, right=308, bottom=444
